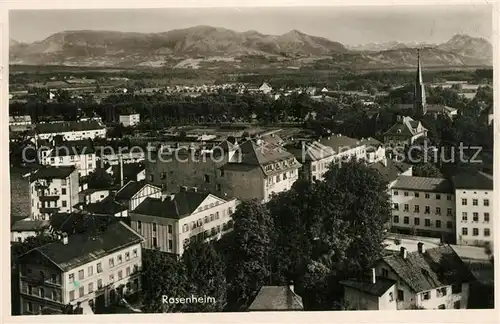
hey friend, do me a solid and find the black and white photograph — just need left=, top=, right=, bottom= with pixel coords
left=6, top=1, right=496, bottom=319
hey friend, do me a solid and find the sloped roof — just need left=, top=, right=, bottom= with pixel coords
left=451, top=171, right=493, bottom=190
left=384, top=116, right=426, bottom=137
left=114, top=180, right=155, bottom=201
left=36, top=120, right=105, bottom=134
left=50, top=139, right=95, bottom=156
left=11, top=219, right=50, bottom=232
left=369, top=159, right=412, bottom=183
left=132, top=191, right=216, bottom=219
left=29, top=166, right=76, bottom=182
left=286, top=141, right=335, bottom=162
left=84, top=199, right=128, bottom=215
left=392, top=176, right=453, bottom=193
left=20, top=221, right=143, bottom=272
left=381, top=245, right=475, bottom=293
left=318, top=135, right=363, bottom=154
left=340, top=277, right=396, bottom=297
left=248, top=286, right=303, bottom=311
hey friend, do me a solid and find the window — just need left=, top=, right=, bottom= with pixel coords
left=133, top=249, right=138, bottom=258
left=27, top=302, right=33, bottom=312
left=88, top=283, right=94, bottom=293
left=484, top=229, right=491, bottom=237
left=473, top=199, right=478, bottom=206
left=109, top=274, right=114, bottom=282
left=473, top=212, right=479, bottom=222
left=183, top=224, right=188, bottom=232
left=436, top=194, right=441, bottom=200
left=425, top=219, right=431, bottom=227
left=404, top=217, right=409, bottom=224
left=389, top=292, right=394, bottom=302
left=204, top=174, right=210, bottom=183
left=69, top=273, right=75, bottom=283
left=228, top=207, right=233, bottom=215
left=88, top=266, right=93, bottom=276
left=421, top=291, right=431, bottom=300
left=62, top=200, right=67, bottom=207
left=125, top=252, right=130, bottom=261
left=484, top=213, right=490, bottom=222
left=78, top=269, right=84, bottom=280
left=40, top=288, right=45, bottom=298
left=447, top=195, right=452, bottom=201
left=149, top=175, right=154, bottom=182
left=394, top=191, right=398, bottom=196
left=168, top=240, right=173, bottom=250
left=62, top=188, right=67, bottom=195
left=118, top=255, right=122, bottom=264
left=462, top=212, right=468, bottom=221
left=153, top=237, right=158, bottom=248
left=397, top=290, right=404, bottom=301
left=51, top=290, right=57, bottom=301
left=438, top=304, right=446, bottom=309
left=447, top=221, right=453, bottom=229
left=452, top=284, right=462, bottom=294
left=118, top=270, right=123, bottom=280
left=97, top=263, right=102, bottom=273
left=484, top=199, right=490, bottom=207
left=133, top=264, right=139, bottom=273
left=216, top=212, right=220, bottom=219
left=462, top=228, right=468, bottom=235
left=425, top=193, right=430, bottom=199
left=411, top=205, right=418, bottom=213
left=382, top=268, right=389, bottom=277
left=138, top=221, right=142, bottom=230
left=393, top=215, right=399, bottom=223
left=160, top=172, right=166, bottom=180
left=454, top=301, right=460, bottom=309
left=404, top=191, right=409, bottom=197
left=78, top=286, right=84, bottom=297
left=414, top=192, right=420, bottom=198
left=126, top=267, right=131, bottom=276
left=28, top=285, right=32, bottom=294
left=393, top=203, right=399, bottom=211
left=461, top=198, right=467, bottom=206
left=69, top=290, right=75, bottom=301
left=61, top=179, right=67, bottom=186
left=219, top=170, right=224, bottom=177
left=436, top=220, right=441, bottom=228
left=152, top=223, right=157, bottom=232
left=97, top=279, right=103, bottom=289
left=404, top=204, right=409, bottom=212
left=168, top=225, right=173, bottom=234
left=414, top=218, right=420, bottom=226
left=437, top=287, right=447, bottom=297
left=424, top=206, right=430, bottom=214
left=447, top=208, right=453, bottom=216
left=216, top=184, right=222, bottom=191
left=109, top=258, right=114, bottom=268
left=184, top=238, right=189, bottom=247
left=473, top=228, right=479, bottom=236
left=435, top=207, right=441, bottom=215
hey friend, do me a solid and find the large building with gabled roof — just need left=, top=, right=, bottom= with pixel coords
left=17, top=221, right=144, bottom=315
left=383, top=116, right=428, bottom=147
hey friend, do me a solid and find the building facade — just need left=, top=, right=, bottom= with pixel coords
left=35, top=121, right=107, bottom=141
left=119, top=114, right=140, bottom=127
left=383, top=116, right=428, bottom=147
left=17, top=222, right=144, bottom=315
left=29, top=166, right=79, bottom=220
left=452, top=172, right=493, bottom=246
left=39, top=139, right=97, bottom=177
left=130, top=190, right=239, bottom=256
left=390, top=176, right=455, bottom=242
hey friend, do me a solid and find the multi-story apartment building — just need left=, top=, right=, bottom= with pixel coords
left=218, top=139, right=301, bottom=202
left=383, top=116, right=427, bottom=147
left=119, top=113, right=140, bottom=127
left=286, top=140, right=336, bottom=182
left=39, top=139, right=97, bottom=177
left=389, top=176, right=455, bottom=242
left=29, top=166, right=79, bottom=220
left=35, top=120, right=107, bottom=141
left=340, top=244, right=474, bottom=310
left=17, top=221, right=144, bottom=315
left=452, top=172, right=493, bottom=246
left=130, top=189, right=239, bottom=256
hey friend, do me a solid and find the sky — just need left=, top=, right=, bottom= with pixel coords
left=9, top=5, right=492, bottom=46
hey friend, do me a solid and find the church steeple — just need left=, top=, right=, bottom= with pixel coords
left=414, top=49, right=427, bottom=116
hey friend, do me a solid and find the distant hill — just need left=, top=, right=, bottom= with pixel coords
left=9, top=27, right=492, bottom=69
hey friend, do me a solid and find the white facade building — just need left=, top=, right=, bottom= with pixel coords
left=35, top=121, right=107, bottom=141
left=119, top=114, right=140, bottom=127
left=452, top=172, right=493, bottom=246
left=39, top=140, right=97, bottom=177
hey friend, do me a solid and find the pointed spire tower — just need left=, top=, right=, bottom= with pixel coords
left=414, top=48, right=427, bottom=116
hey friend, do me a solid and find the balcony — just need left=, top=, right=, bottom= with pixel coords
left=39, top=207, right=60, bottom=214
left=20, top=275, right=62, bottom=287
left=39, top=195, right=60, bottom=202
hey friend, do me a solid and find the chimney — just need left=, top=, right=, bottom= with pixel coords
left=400, top=247, right=408, bottom=259
left=417, top=242, right=425, bottom=254
left=371, top=268, right=376, bottom=284
left=62, top=233, right=68, bottom=245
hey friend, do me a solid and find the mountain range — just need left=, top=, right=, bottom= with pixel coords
left=9, top=26, right=492, bottom=69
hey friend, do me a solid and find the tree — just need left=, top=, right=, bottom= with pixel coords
left=140, top=250, right=189, bottom=313
left=181, top=242, right=227, bottom=312
left=226, top=200, right=274, bottom=311
left=87, top=168, right=114, bottom=189
left=413, top=163, right=443, bottom=178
